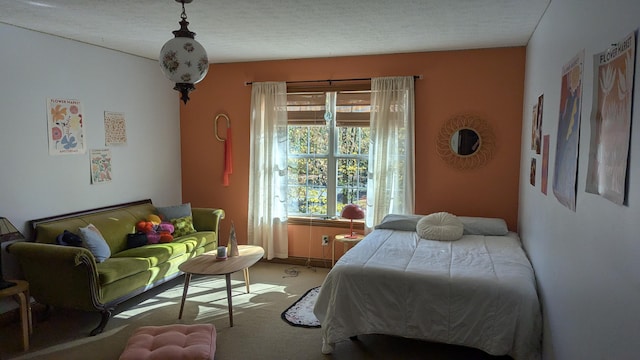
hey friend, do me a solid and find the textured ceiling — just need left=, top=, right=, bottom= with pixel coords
left=0, top=0, right=550, bottom=64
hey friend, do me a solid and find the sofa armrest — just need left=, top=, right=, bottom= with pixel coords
left=191, top=208, right=225, bottom=233
left=7, top=242, right=104, bottom=312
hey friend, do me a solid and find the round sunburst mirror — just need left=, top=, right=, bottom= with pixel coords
left=436, top=114, right=495, bottom=170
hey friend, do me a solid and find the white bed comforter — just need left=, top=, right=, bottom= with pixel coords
left=313, top=229, right=541, bottom=360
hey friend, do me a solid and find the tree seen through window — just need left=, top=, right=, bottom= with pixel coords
left=287, top=90, right=369, bottom=217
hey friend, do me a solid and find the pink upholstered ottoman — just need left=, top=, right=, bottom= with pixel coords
left=120, top=324, right=216, bottom=360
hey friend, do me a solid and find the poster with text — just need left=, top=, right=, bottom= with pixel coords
left=104, top=111, right=127, bottom=145
left=552, top=50, right=584, bottom=211
left=541, top=135, right=550, bottom=195
left=47, top=98, right=85, bottom=155
left=90, top=149, right=112, bottom=184
left=585, top=32, right=635, bottom=205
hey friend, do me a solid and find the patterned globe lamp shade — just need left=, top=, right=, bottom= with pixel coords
left=159, top=0, right=209, bottom=104
left=340, top=204, right=365, bottom=239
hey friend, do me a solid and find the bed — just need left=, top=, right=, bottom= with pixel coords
left=313, top=214, right=541, bottom=360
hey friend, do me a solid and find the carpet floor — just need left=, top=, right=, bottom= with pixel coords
left=0, top=262, right=511, bottom=360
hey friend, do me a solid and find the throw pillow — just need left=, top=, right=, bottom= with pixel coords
left=157, top=222, right=175, bottom=234
left=416, top=212, right=464, bottom=241
left=146, top=214, right=162, bottom=225
left=171, top=215, right=197, bottom=237
left=375, top=214, right=424, bottom=231
left=147, top=233, right=161, bottom=244
left=458, top=216, right=509, bottom=236
left=127, top=232, right=148, bottom=249
left=159, top=232, right=174, bottom=243
left=78, top=224, right=111, bottom=262
left=56, top=230, right=83, bottom=247
left=157, top=203, right=192, bottom=221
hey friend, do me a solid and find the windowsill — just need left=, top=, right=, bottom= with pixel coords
left=287, top=216, right=365, bottom=229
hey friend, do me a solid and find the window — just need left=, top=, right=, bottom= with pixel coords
left=287, top=89, right=370, bottom=218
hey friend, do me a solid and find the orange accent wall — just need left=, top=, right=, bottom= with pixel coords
left=180, top=48, right=525, bottom=260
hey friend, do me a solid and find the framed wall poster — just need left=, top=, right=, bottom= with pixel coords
left=47, top=98, right=86, bottom=155
left=585, top=32, right=636, bottom=205
left=530, top=158, right=537, bottom=186
left=552, top=50, right=584, bottom=212
left=535, top=94, right=544, bottom=154
left=104, top=111, right=127, bottom=145
left=531, top=104, right=539, bottom=151
left=541, top=134, right=550, bottom=195
left=90, top=149, right=112, bottom=184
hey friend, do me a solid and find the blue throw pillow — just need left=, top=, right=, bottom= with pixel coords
left=79, top=224, right=111, bottom=263
left=157, top=203, right=192, bottom=221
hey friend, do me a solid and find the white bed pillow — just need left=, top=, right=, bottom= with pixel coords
left=376, top=213, right=509, bottom=236
left=416, top=212, right=464, bottom=241
left=458, top=216, right=508, bottom=235
left=375, top=214, right=424, bottom=231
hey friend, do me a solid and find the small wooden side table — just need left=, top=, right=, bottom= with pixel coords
left=332, top=234, right=365, bottom=267
left=0, top=280, right=32, bottom=351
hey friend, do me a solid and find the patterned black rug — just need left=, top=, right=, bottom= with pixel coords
left=281, top=286, right=321, bottom=328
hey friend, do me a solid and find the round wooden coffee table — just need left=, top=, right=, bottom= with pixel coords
left=178, top=244, right=264, bottom=327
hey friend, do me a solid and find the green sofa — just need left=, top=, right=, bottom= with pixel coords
left=8, top=199, right=224, bottom=335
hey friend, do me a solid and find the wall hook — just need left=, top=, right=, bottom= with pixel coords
left=214, top=113, right=230, bottom=142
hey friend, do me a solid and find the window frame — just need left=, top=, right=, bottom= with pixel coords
left=286, top=85, right=370, bottom=220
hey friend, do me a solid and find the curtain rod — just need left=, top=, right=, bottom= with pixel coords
left=244, top=75, right=422, bottom=86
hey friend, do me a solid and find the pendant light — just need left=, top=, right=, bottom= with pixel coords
left=159, top=0, right=208, bottom=104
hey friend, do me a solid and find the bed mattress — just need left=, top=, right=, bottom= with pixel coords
left=313, top=229, right=541, bottom=359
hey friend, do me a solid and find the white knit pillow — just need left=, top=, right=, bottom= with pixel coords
left=416, top=212, right=464, bottom=241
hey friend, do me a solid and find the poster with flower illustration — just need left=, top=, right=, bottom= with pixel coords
left=90, top=149, right=112, bottom=184
left=104, top=111, right=127, bottom=145
left=586, top=32, right=635, bottom=205
left=47, top=98, right=86, bottom=155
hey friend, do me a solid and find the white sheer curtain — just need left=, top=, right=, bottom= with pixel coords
left=366, top=76, right=415, bottom=228
left=247, top=82, right=288, bottom=259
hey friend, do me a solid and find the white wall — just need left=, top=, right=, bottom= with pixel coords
left=519, top=1, right=640, bottom=359
left=0, top=24, right=182, bottom=280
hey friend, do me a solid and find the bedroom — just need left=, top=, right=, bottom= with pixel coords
left=1, top=0, right=639, bottom=359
